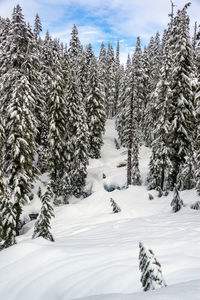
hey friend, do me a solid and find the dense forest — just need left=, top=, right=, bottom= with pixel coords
left=0, top=2, right=200, bottom=251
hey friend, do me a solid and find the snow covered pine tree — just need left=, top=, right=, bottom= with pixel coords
left=171, top=184, right=184, bottom=213
left=139, top=242, right=166, bottom=292
left=32, top=182, right=55, bottom=242
left=110, top=198, right=121, bottom=213
left=0, top=183, right=17, bottom=250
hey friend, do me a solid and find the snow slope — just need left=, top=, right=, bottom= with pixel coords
left=0, top=120, right=200, bottom=300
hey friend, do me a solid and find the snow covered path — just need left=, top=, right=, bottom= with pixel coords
left=0, top=120, right=200, bottom=300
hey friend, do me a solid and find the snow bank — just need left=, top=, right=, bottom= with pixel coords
left=0, top=120, right=200, bottom=300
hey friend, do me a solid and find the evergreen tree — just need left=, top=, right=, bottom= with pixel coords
left=68, top=24, right=83, bottom=68
left=79, top=50, right=88, bottom=104
left=147, top=28, right=173, bottom=192
left=85, top=43, right=95, bottom=66
left=141, top=46, right=152, bottom=146
left=191, top=200, right=200, bottom=210
left=3, top=5, right=39, bottom=233
left=0, top=18, right=11, bottom=81
left=171, top=185, right=184, bottom=213
left=169, top=4, right=196, bottom=187
left=33, top=13, right=42, bottom=39
left=86, top=56, right=106, bottom=158
left=106, top=42, right=116, bottom=118
left=37, top=31, right=53, bottom=173
left=142, top=33, right=161, bottom=147
left=110, top=198, right=121, bottom=213
left=64, top=69, right=89, bottom=198
left=116, top=55, right=131, bottom=146
left=114, top=40, right=121, bottom=115
left=0, top=183, right=17, bottom=250
left=126, top=38, right=142, bottom=186
left=47, top=39, right=68, bottom=201
left=98, top=42, right=107, bottom=106
left=139, top=242, right=167, bottom=292
left=195, top=34, right=200, bottom=195
left=32, top=182, right=54, bottom=241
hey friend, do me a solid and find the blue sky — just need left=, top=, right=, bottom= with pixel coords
left=0, top=0, right=199, bottom=63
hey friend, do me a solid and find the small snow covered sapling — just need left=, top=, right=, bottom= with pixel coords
left=148, top=193, right=154, bottom=200
left=114, top=138, right=120, bottom=150
left=157, top=187, right=163, bottom=198
left=139, top=242, right=167, bottom=292
left=37, top=186, right=42, bottom=198
left=32, top=182, right=55, bottom=242
left=110, top=198, right=121, bottom=213
left=191, top=201, right=200, bottom=210
left=0, top=185, right=17, bottom=249
left=171, top=185, right=184, bottom=213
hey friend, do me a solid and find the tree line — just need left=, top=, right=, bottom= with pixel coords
left=0, top=2, right=200, bottom=249
left=116, top=2, right=200, bottom=212
left=0, top=4, right=119, bottom=248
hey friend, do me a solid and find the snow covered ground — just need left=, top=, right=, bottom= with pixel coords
left=0, top=120, right=200, bottom=300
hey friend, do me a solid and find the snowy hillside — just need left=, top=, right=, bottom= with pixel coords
left=0, top=120, right=200, bottom=300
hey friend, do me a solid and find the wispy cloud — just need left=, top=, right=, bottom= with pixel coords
left=0, top=0, right=199, bottom=63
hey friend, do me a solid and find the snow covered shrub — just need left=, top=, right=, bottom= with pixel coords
left=37, top=186, right=42, bottom=198
left=104, top=183, right=121, bottom=192
left=110, top=198, right=121, bottom=213
left=157, top=187, right=163, bottom=198
left=114, top=138, right=120, bottom=150
left=191, top=201, right=200, bottom=210
left=139, top=242, right=167, bottom=292
left=148, top=193, right=154, bottom=200
left=32, top=182, right=55, bottom=242
left=0, top=185, right=17, bottom=249
left=163, top=190, right=169, bottom=196
left=171, top=185, right=184, bottom=213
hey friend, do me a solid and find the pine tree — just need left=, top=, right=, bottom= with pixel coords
left=64, top=69, right=89, bottom=198
left=32, top=182, right=54, bottom=242
left=106, top=42, right=116, bottom=118
left=98, top=42, right=107, bottom=106
left=0, top=18, right=11, bottom=82
left=116, top=55, right=131, bottom=146
left=142, top=33, right=161, bottom=147
left=47, top=39, right=68, bottom=201
left=126, top=38, right=142, bottom=186
left=110, top=198, right=121, bottom=213
left=0, top=183, right=17, bottom=250
left=141, top=46, right=152, bottom=146
left=195, top=33, right=200, bottom=195
left=68, top=24, right=83, bottom=69
left=86, top=56, right=106, bottom=158
left=139, top=242, right=167, bottom=292
left=85, top=43, right=95, bottom=66
left=79, top=50, right=88, bottom=104
left=171, top=185, right=184, bottom=213
left=3, top=5, right=39, bottom=233
left=37, top=31, right=53, bottom=174
left=148, top=28, right=173, bottom=192
left=114, top=40, right=121, bottom=115
left=169, top=4, right=196, bottom=187
left=33, top=13, right=42, bottom=39
left=191, top=200, right=200, bottom=210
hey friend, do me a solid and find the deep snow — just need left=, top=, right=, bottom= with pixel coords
left=0, top=120, right=200, bottom=300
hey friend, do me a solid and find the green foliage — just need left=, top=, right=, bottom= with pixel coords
left=139, top=242, right=167, bottom=292
left=32, top=182, right=54, bottom=242
left=0, top=183, right=17, bottom=250
left=171, top=185, right=184, bottom=213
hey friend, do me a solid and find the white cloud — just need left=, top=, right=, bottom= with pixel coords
left=51, top=24, right=111, bottom=48
left=0, top=0, right=199, bottom=62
